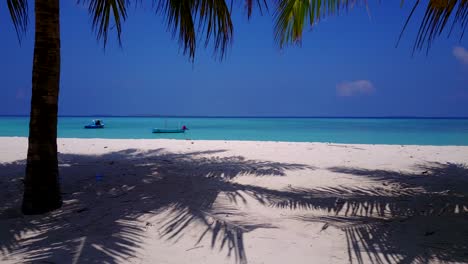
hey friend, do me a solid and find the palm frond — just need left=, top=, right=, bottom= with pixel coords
left=274, top=0, right=363, bottom=48
left=273, top=0, right=467, bottom=52
left=400, top=0, right=468, bottom=54
left=6, top=0, right=28, bottom=40
left=78, top=0, right=129, bottom=46
left=245, top=0, right=268, bottom=18
left=154, top=0, right=233, bottom=60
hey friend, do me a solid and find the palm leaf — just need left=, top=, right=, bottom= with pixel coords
left=78, top=0, right=129, bottom=46
left=274, top=0, right=362, bottom=48
left=274, top=0, right=467, bottom=52
left=245, top=0, right=268, bottom=18
left=154, top=0, right=234, bottom=60
left=6, top=0, right=28, bottom=40
left=79, top=0, right=234, bottom=59
left=400, top=0, right=468, bottom=54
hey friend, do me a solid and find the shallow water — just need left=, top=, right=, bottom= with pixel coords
left=1, top=117, right=468, bottom=145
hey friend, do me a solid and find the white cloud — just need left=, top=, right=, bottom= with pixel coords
left=336, top=80, right=375, bottom=97
left=453, top=46, right=468, bottom=65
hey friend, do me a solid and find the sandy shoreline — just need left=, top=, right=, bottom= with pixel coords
left=1, top=137, right=468, bottom=263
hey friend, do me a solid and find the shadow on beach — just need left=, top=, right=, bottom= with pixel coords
left=296, top=163, right=468, bottom=263
left=0, top=148, right=312, bottom=264
left=0, top=148, right=467, bottom=263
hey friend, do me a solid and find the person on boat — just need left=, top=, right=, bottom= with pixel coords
left=95, top=120, right=101, bottom=126
left=182, top=125, right=188, bottom=130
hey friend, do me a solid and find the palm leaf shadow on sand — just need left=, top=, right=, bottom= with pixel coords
left=290, top=163, right=468, bottom=264
left=0, top=148, right=313, bottom=264
left=1, top=149, right=468, bottom=264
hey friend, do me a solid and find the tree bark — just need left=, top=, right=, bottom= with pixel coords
left=22, top=0, right=62, bottom=215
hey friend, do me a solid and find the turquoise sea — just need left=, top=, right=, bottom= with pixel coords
left=1, top=117, right=468, bottom=145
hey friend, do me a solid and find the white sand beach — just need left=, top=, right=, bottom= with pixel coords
left=1, top=137, right=468, bottom=263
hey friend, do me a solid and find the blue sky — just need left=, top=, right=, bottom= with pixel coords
left=0, top=1, right=467, bottom=117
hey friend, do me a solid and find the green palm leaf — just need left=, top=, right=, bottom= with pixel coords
left=274, top=0, right=360, bottom=48
left=4, top=0, right=467, bottom=57
left=274, top=0, right=468, bottom=52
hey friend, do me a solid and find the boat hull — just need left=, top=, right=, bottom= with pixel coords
left=152, top=128, right=185, bottom=133
left=84, top=125, right=105, bottom=129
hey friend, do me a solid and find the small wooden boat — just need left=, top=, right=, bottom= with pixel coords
left=84, top=119, right=104, bottom=129
left=152, top=125, right=188, bottom=134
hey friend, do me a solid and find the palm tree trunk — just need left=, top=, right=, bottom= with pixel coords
left=22, top=0, right=62, bottom=215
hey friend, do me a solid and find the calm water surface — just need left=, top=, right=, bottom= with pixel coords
left=1, top=117, right=468, bottom=145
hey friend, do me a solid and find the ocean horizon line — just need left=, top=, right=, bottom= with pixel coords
left=2, top=115, right=468, bottom=119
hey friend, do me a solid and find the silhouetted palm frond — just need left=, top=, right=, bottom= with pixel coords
left=78, top=0, right=129, bottom=46
left=6, top=0, right=28, bottom=40
left=245, top=0, right=268, bottom=18
left=399, top=0, right=468, bottom=54
left=154, top=0, right=234, bottom=59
